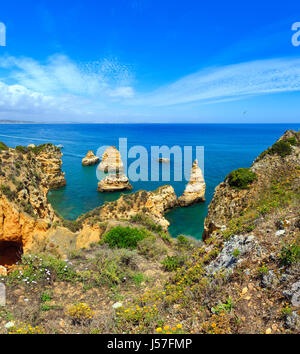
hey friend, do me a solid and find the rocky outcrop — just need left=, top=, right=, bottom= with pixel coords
left=0, top=143, right=67, bottom=260
left=205, top=235, right=262, bottom=276
left=158, top=158, right=170, bottom=163
left=97, top=173, right=133, bottom=192
left=36, top=144, right=66, bottom=189
left=98, top=185, right=177, bottom=230
left=203, top=130, right=300, bottom=240
left=98, top=146, right=123, bottom=173
left=178, top=159, right=206, bottom=206
left=82, top=151, right=100, bottom=166
left=97, top=146, right=133, bottom=192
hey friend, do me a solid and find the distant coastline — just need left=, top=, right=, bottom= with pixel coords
left=1, top=120, right=299, bottom=125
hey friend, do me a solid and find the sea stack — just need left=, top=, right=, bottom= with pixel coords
left=158, top=158, right=170, bottom=163
left=98, top=146, right=123, bottom=173
left=97, top=146, right=132, bottom=192
left=97, top=173, right=133, bottom=192
left=82, top=151, right=100, bottom=166
left=178, top=159, right=206, bottom=206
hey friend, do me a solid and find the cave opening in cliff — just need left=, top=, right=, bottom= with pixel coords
left=0, top=241, right=23, bottom=267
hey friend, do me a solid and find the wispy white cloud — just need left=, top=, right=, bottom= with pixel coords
left=0, top=54, right=299, bottom=121
left=0, top=54, right=136, bottom=120
left=130, top=57, right=300, bottom=107
left=0, top=55, right=134, bottom=97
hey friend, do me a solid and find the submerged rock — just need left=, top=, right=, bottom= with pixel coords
left=97, top=173, right=133, bottom=192
left=82, top=151, right=100, bottom=166
left=178, top=159, right=206, bottom=206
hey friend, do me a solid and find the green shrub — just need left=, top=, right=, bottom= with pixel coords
left=41, top=291, right=52, bottom=302
left=62, top=219, right=82, bottom=232
left=269, top=140, right=292, bottom=157
left=177, top=235, right=189, bottom=247
left=226, top=168, right=257, bottom=189
left=279, top=242, right=300, bottom=266
left=92, top=248, right=138, bottom=286
left=285, top=137, right=297, bottom=146
left=41, top=304, right=51, bottom=312
left=43, top=255, right=78, bottom=281
left=162, top=255, right=184, bottom=272
left=7, top=255, right=78, bottom=284
left=232, top=249, right=240, bottom=258
left=24, top=203, right=35, bottom=217
left=0, top=185, right=17, bottom=201
left=15, top=145, right=29, bottom=154
left=258, top=264, right=269, bottom=274
left=131, top=272, right=146, bottom=287
left=130, top=213, right=163, bottom=232
left=103, top=226, right=148, bottom=249
left=212, top=297, right=233, bottom=314
left=137, top=236, right=166, bottom=259
left=0, top=142, right=9, bottom=151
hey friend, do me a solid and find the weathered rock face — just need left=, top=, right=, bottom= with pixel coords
left=98, top=146, right=123, bottom=173
left=98, top=185, right=177, bottom=230
left=97, top=173, right=133, bottom=192
left=36, top=144, right=66, bottom=189
left=178, top=159, right=206, bottom=206
left=0, top=141, right=178, bottom=264
left=82, top=151, right=100, bottom=166
left=203, top=130, right=300, bottom=240
left=205, top=235, right=262, bottom=276
left=0, top=144, right=66, bottom=259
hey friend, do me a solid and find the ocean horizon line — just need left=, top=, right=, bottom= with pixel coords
left=0, top=121, right=299, bottom=125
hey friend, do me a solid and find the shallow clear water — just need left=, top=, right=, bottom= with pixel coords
left=0, top=123, right=299, bottom=239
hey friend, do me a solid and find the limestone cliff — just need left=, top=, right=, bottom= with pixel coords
left=178, top=159, right=206, bottom=206
left=0, top=144, right=66, bottom=256
left=203, top=130, right=300, bottom=240
left=35, top=144, right=66, bottom=189
left=0, top=142, right=178, bottom=263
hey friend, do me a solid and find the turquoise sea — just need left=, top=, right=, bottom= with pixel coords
left=0, top=123, right=299, bottom=239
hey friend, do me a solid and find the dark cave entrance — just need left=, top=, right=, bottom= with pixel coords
left=0, top=241, right=23, bottom=267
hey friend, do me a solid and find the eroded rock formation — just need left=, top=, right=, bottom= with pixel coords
left=178, top=159, right=206, bottom=206
left=98, top=185, right=177, bottom=230
left=82, top=151, right=100, bottom=166
left=0, top=142, right=178, bottom=265
left=0, top=144, right=67, bottom=260
left=97, top=173, right=133, bottom=192
left=36, top=144, right=66, bottom=189
left=98, top=146, right=123, bottom=173
left=97, top=146, right=133, bottom=192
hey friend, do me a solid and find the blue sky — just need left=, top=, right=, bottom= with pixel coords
left=0, top=0, right=300, bottom=122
